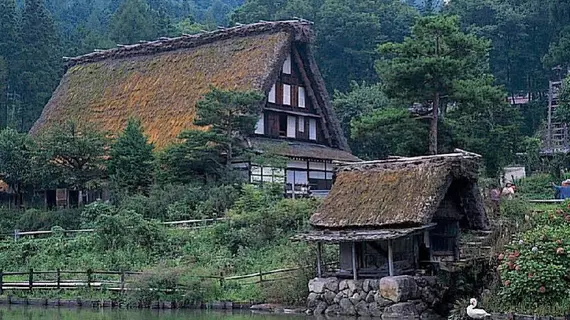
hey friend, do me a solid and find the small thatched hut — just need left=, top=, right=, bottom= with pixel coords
left=30, top=20, right=358, bottom=197
left=294, top=150, right=489, bottom=279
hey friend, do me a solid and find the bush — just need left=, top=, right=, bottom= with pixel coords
left=498, top=205, right=570, bottom=308
left=516, top=174, right=556, bottom=200
left=94, top=210, right=166, bottom=251
left=80, top=201, right=115, bottom=228
left=15, top=208, right=81, bottom=231
left=127, top=266, right=221, bottom=307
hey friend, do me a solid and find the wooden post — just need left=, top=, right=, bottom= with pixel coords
left=316, top=242, right=323, bottom=278
left=13, top=230, right=19, bottom=242
left=219, top=272, right=224, bottom=288
left=424, top=230, right=432, bottom=261
left=388, top=240, right=394, bottom=276
left=0, top=269, right=4, bottom=295
left=120, top=271, right=125, bottom=294
left=56, top=269, right=61, bottom=290
left=87, top=269, right=92, bottom=289
left=29, top=269, right=33, bottom=291
left=351, top=242, right=357, bottom=281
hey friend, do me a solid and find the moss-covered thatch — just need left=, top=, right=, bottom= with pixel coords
left=309, top=152, right=488, bottom=230
left=30, top=20, right=349, bottom=152
left=250, top=137, right=359, bottom=162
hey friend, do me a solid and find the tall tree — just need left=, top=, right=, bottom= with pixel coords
left=0, top=0, right=19, bottom=129
left=0, top=128, right=35, bottom=207
left=36, top=121, right=108, bottom=195
left=377, top=15, right=489, bottom=154
left=194, top=87, right=264, bottom=166
left=109, top=0, right=172, bottom=44
left=19, top=0, right=62, bottom=132
left=108, top=118, right=155, bottom=196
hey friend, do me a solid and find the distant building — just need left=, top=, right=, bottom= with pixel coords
left=30, top=20, right=359, bottom=198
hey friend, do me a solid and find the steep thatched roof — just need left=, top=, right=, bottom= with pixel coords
left=309, top=151, right=488, bottom=230
left=249, top=137, right=360, bottom=162
left=30, top=20, right=349, bottom=152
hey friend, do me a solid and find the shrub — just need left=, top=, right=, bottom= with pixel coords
left=80, top=201, right=115, bottom=228
left=498, top=205, right=570, bottom=307
left=15, top=208, right=81, bottom=231
left=517, top=173, right=558, bottom=200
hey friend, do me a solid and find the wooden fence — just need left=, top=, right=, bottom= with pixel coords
left=4, top=218, right=226, bottom=241
left=0, top=266, right=314, bottom=293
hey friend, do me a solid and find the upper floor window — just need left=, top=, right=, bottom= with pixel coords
left=268, top=84, right=276, bottom=103
left=283, top=54, right=292, bottom=74
left=309, top=118, right=317, bottom=141
left=298, top=87, right=306, bottom=108
left=283, top=84, right=291, bottom=106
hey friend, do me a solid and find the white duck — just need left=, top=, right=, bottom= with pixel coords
left=466, top=298, right=491, bottom=319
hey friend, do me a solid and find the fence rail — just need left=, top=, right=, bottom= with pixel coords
left=4, top=218, right=227, bottom=241
left=0, top=265, right=315, bottom=293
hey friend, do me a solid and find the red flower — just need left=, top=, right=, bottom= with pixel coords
left=557, top=240, right=563, bottom=245
left=508, top=262, right=515, bottom=270
left=498, top=253, right=505, bottom=261
left=515, top=265, right=521, bottom=271
left=557, top=247, right=565, bottom=255
left=514, top=251, right=520, bottom=257
left=508, top=254, right=517, bottom=261
left=504, top=280, right=511, bottom=286
left=539, top=286, right=546, bottom=293
left=528, top=273, right=533, bottom=278
left=557, top=209, right=564, bottom=215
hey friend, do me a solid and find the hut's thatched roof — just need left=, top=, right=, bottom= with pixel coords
left=30, top=20, right=349, bottom=152
left=309, top=150, right=489, bottom=230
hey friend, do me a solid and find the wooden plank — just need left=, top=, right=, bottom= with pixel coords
left=388, top=240, right=394, bottom=276
left=351, top=242, right=357, bottom=281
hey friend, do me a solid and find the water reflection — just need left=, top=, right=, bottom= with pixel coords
left=0, top=307, right=345, bottom=320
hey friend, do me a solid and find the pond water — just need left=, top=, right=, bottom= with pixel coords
left=0, top=307, right=322, bottom=320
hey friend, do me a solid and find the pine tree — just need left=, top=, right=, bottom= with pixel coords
left=19, top=0, right=62, bottom=132
left=0, top=0, right=19, bottom=129
left=108, top=118, right=155, bottom=196
left=109, top=0, right=171, bottom=44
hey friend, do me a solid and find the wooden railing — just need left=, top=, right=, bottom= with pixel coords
left=4, top=218, right=226, bottom=241
left=0, top=265, right=314, bottom=293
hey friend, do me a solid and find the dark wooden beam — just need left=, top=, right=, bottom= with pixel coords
left=291, top=46, right=332, bottom=146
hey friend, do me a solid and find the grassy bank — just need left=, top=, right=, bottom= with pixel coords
left=0, top=184, right=323, bottom=306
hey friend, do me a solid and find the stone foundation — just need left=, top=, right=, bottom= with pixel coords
left=307, top=276, right=447, bottom=319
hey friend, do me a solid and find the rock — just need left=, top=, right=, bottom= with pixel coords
left=314, top=301, right=328, bottom=315
left=307, top=293, right=320, bottom=309
left=309, top=278, right=338, bottom=294
left=339, top=280, right=349, bottom=291
left=325, top=304, right=342, bottom=316
left=420, top=287, right=436, bottom=305
left=412, top=300, right=428, bottom=314
left=382, top=302, right=418, bottom=320
left=363, top=279, right=372, bottom=292
left=380, top=276, right=419, bottom=303
left=347, top=280, right=363, bottom=293
left=369, top=279, right=379, bottom=291
left=339, top=298, right=356, bottom=316
left=420, top=309, right=444, bottom=320
left=356, top=301, right=371, bottom=316
left=374, top=292, right=393, bottom=307
left=414, top=277, right=428, bottom=287
left=334, top=292, right=344, bottom=304
left=366, top=291, right=376, bottom=303
left=324, top=291, right=336, bottom=305
left=350, top=293, right=362, bottom=305
left=369, top=302, right=384, bottom=317
left=424, top=276, right=438, bottom=287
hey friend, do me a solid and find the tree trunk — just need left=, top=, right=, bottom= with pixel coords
left=429, top=92, right=440, bottom=155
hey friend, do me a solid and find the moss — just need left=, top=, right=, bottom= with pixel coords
left=31, top=32, right=290, bottom=150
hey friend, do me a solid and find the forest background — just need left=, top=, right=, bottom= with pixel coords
left=3, top=0, right=570, bottom=176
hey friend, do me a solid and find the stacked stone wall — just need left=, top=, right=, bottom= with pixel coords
left=307, top=275, right=446, bottom=319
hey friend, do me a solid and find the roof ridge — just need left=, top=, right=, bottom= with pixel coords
left=63, top=20, right=314, bottom=68
left=333, top=149, right=481, bottom=168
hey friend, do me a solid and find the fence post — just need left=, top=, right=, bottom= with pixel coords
left=13, top=230, right=19, bottom=242
left=56, top=269, right=61, bottom=290
left=29, top=269, right=33, bottom=291
left=219, top=272, right=224, bottom=288
left=120, top=271, right=125, bottom=294
left=0, top=269, right=3, bottom=295
left=87, top=269, right=92, bottom=290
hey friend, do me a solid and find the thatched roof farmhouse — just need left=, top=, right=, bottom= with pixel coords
left=30, top=20, right=358, bottom=196
left=295, top=150, right=489, bottom=279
